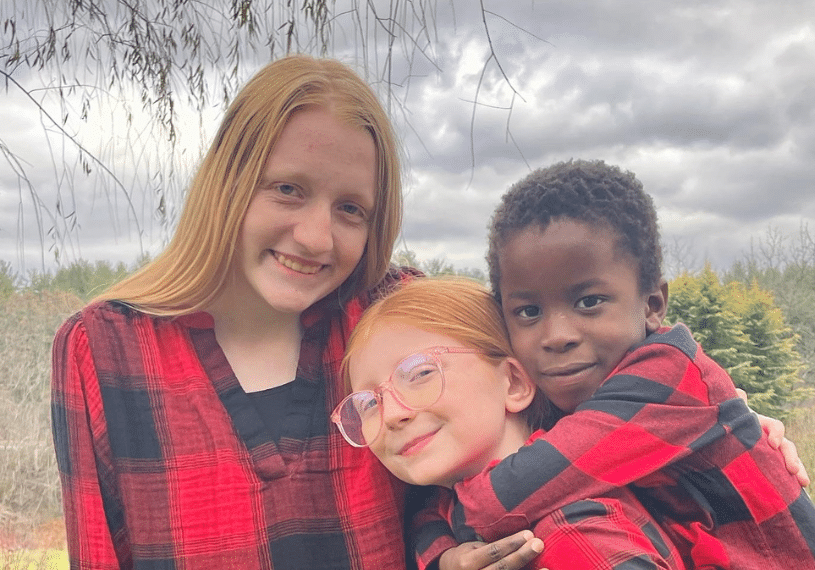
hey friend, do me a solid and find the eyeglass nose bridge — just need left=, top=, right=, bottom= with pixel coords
left=376, top=382, right=422, bottom=427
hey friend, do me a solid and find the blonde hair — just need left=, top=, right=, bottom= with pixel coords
left=97, top=54, right=402, bottom=315
left=342, top=277, right=546, bottom=426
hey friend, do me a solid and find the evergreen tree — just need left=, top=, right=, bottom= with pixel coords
left=665, top=265, right=807, bottom=418
left=725, top=280, right=810, bottom=415
left=667, top=266, right=753, bottom=386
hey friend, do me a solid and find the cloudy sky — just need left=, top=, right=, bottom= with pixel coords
left=2, top=0, right=814, bottom=278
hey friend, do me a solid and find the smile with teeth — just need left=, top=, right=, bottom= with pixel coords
left=274, top=252, right=323, bottom=274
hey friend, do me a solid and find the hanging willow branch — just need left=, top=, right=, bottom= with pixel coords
left=0, top=0, right=528, bottom=271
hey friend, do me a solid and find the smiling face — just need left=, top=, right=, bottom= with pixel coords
left=498, top=219, right=667, bottom=413
left=347, top=322, right=533, bottom=488
left=227, top=106, right=377, bottom=317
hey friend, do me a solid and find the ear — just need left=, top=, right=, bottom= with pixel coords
left=644, top=278, right=669, bottom=334
left=501, top=358, right=538, bottom=414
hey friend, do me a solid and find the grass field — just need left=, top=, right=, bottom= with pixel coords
left=787, top=404, right=815, bottom=493
left=0, top=291, right=81, bottom=565
left=0, top=549, right=67, bottom=570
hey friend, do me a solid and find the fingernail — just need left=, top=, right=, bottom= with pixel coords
left=531, top=538, right=544, bottom=553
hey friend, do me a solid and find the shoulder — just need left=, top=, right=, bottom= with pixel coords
left=76, top=300, right=151, bottom=332
left=616, top=324, right=698, bottom=373
left=52, top=302, right=149, bottom=393
left=607, top=324, right=731, bottom=404
left=366, top=264, right=425, bottom=304
left=640, top=324, right=698, bottom=360
left=55, top=301, right=122, bottom=341
left=55, top=300, right=165, bottom=355
left=630, top=324, right=726, bottom=381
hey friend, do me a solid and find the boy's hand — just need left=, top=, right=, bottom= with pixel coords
left=438, top=530, right=544, bottom=570
left=736, top=388, right=811, bottom=487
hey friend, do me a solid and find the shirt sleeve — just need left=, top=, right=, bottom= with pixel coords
left=408, top=486, right=459, bottom=570
left=532, top=495, right=682, bottom=570
left=51, top=312, right=129, bottom=569
left=451, top=326, right=739, bottom=542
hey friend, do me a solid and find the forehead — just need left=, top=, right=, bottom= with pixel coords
left=259, top=106, right=378, bottom=193
left=348, top=323, right=463, bottom=388
left=498, top=220, right=640, bottom=295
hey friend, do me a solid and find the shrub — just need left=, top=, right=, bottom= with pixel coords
left=0, top=290, right=84, bottom=541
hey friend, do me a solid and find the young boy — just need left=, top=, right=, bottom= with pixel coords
left=445, top=159, right=815, bottom=568
left=333, top=276, right=686, bottom=570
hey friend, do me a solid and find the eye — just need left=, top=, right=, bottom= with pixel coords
left=404, top=364, right=439, bottom=385
left=360, top=396, right=379, bottom=412
left=576, top=295, right=605, bottom=309
left=274, top=182, right=301, bottom=197
left=338, top=201, right=368, bottom=222
left=515, top=305, right=541, bottom=320
left=353, top=392, right=380, bottom=419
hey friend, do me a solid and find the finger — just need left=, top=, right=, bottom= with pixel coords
left=470, top=531, right=539, bottom=569
left=778, top=437, right=811, bottom=486
left=479, top=536, right=543, bottom=570
left=761, top=415, right=785, bottom=448
left=797, top=461, right=812, bottom=488
left=490, top=537, right=543, bottom=570
left=735, top=388, right=748, bottom=403
left=778, top=437, right=799, bottom=471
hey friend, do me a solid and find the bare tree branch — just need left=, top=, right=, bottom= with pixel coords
left=0, top=0, right=541, bottom=270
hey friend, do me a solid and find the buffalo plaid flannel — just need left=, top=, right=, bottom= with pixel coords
left=415, top=432, right=688, bottom=570
left=51, top=268, right=420, bottom=570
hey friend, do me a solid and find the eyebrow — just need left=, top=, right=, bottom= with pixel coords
left=504, top=277, right=610, bottom=302
left=255, top=172, right=375, bottom=208
left=567, top=278, right=608, bottom=295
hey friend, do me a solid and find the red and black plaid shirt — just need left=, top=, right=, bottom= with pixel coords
left=51, top=268, right=420, bottom=570
left=415, top=431, right=688, bottom=570
left=435, top=325, right=815, bottom=569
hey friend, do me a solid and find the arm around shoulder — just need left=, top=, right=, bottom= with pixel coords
left=451, top=335, right=725, bottom=541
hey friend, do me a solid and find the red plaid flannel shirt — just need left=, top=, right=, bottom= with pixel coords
left=51, top=268, right=421, bottom=570
left=415, top=432, right=687, bottom=570
left=437, top=325, right=815, bottom=569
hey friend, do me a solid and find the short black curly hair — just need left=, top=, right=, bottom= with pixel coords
left=487, top=159, right=663, bottom=304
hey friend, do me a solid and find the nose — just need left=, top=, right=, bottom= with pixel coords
left=380, top=387, right=415, bottom=430
left=293, top=200, right=333, bottom=254
left=540, top=312, right=580, bottom=353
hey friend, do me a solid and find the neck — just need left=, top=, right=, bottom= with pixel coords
left=496, top=416, right=534, bottom=462
left=206, top=291, right=304, bottom=393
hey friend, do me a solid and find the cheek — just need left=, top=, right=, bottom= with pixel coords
left=340, top=226, right=369, bottom=262
left=507, top=329, right=536, bottom=364
left=367, top=436, right=392, bottom=466
left=611, top=314, right=646, bottom=348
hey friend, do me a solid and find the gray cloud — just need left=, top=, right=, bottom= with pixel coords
left=2, top=0, right=814, bottom=276
left=389, top=0, right=815, bottom=272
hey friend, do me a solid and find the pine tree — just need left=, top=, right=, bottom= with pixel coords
left=725, top=280, right=810, bottom=416
left=665, top=265, right=807, bottom=418
left=667, top=266, right=753, bottom=386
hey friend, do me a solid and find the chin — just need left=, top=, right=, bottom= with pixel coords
left=395, top=470, right=440, bottom=488
left=264, top=293, right=324, bottom=314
